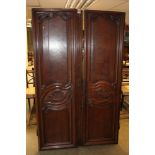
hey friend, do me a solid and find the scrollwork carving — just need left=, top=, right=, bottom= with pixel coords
left=90, top=13, right=121, bottom=24
left=37, top=12, right=72, bottom=22
left=109, top=15, right=121, bottom=25
left=41, top=83, right=72, bottom=111
left=88, top=81, right=116, bottom=106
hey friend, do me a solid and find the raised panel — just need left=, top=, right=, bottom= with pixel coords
left=87, top=104, right=115, bottom=141
left=39, top=12, right=72, bottom=86
left=89, top=13, right=120, bottom=83
left=43, top=109, right=71, bottom=144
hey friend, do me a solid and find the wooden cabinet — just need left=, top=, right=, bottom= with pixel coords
left=32, top=9, right=125, bottom=150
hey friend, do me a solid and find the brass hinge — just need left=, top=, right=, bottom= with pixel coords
left=82, top=48, right=85, bottom=60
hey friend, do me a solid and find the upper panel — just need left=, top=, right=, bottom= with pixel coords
left=34, top=11, right=76, bottom=87
left=85, top=11, right=124, bottom=84
left=42, top=15, right=68, bottom=84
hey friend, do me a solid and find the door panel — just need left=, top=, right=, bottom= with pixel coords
left=83, top=11, right=125, bottom=145
left=41, top=17, right=69, bottom=84
left=32, top=9, right=81, bottom=150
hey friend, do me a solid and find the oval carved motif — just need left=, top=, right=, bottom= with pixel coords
left=51, top=90, right=66, bottom=101
left=88, top=81, right=115, bottom=105
left=41, top=83, right=72, bottom=111
left=93, top=87, right=114, bottom=100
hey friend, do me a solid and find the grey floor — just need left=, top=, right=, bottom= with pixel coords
left=26, top=118, right=128, bottom=155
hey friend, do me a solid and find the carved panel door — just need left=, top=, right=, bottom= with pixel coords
left=82, top=10, right=125, bottom=145
left=32, top=9, right=82, bottom=150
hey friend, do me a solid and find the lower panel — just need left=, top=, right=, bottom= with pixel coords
left=83, top=103, right=117, bottom=145
left=39, top=106, right=76, bottom=150
left=43, top=109, right=71, bottom=144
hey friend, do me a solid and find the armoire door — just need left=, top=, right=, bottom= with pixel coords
left=32, top=9, right=82, bottom=150
left=32, top=9, right=125, bottom=150
left=82, top=10, right=125, bottom=145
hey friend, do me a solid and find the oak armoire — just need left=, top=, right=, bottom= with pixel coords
left=32, top=8, right=125, bottom=150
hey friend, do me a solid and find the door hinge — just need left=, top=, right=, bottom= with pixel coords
left=82, top=48, right=85, bottom=60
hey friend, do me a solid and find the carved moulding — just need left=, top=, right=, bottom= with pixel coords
left=88, top=81, right=116, bottom=106
left=90, top=13, right=121, bottom=25
left=36, top=11, right=72, bottom=22
left=41, top=83, right=72, bottom=112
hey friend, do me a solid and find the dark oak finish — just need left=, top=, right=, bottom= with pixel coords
left=32, top=9, right=82, bottom=150
left=82, top=10, right=125, bottom=145
left=32, top=9, right=125, bottom=150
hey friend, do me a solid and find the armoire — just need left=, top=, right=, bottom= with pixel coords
left=32, top=8, right=125, bottom=150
